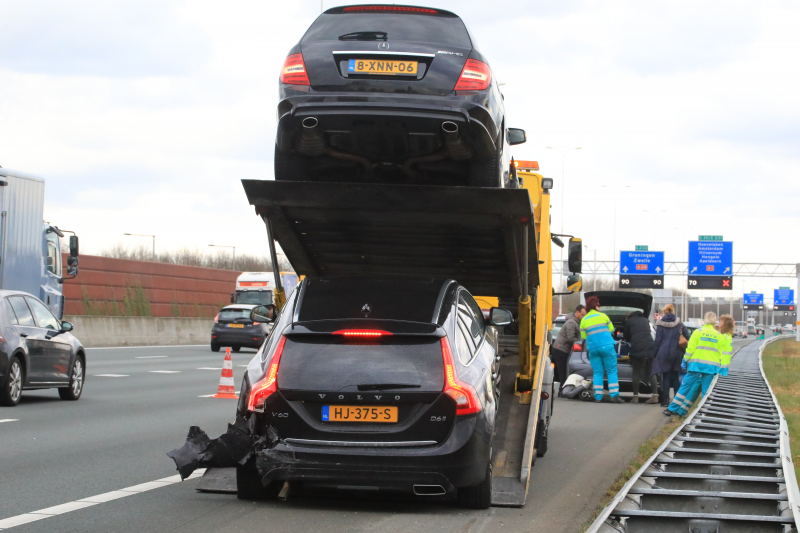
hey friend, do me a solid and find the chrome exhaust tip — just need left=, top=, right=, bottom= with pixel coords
left=302, top=116, right=319, bottom=130
left=413, top=484, right=447, bottom=496
left=441, top=121, right=459, bottom=134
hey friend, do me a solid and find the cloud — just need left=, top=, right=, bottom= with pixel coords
left=0, top=0, right=211, bottom=77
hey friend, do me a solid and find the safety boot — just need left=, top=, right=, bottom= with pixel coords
left=631, top=394, right=640, bottom=404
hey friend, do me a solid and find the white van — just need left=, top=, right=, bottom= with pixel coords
left=734, top=321, right=748, bottom=338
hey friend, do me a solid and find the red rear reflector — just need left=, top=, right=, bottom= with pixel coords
left=247, top=336, right=286, bottom=412
left=572, top=343, right=583, bottom=351
left=343, top=6, right=437, bottom=13
left=332, top=329, right=393, bottom=337
left=454, top=59, right=491, bottom=91
left=281, top=53, right=310, bottom=85
left=441, top=337, right=482, bottom=415
left=514, top=160, right=539, bottom=171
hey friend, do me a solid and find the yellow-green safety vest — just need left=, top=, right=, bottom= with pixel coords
left=684, top=324, right=723, bottom=374
left=580, top=310, right=615, bottom=349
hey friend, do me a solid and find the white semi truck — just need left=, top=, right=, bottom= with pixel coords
left=231, top=272, right=298, bottom=306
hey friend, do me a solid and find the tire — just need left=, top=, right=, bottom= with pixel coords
left=467, top=144, right=501, bottom=187
left=457, top=462, right=492, bottom=509
left=0, top=356, right=23, bottom=407
left=535, top=416, right=549, bottom=458
left=59, top=355, right=85, bottom=401
left=274, top=146, right=309, bottom=181
left=211, top=344, right=220, bottom=352
left=232, top=346, right=241, bottom=353
left=236, top=462, right=282, bottom=501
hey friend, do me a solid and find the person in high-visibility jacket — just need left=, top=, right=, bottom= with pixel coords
left=580, top=296, right=624, bottom=403
left=664, top=312, right=723, bottom=416
left=718, top=314, right=735, bottom=377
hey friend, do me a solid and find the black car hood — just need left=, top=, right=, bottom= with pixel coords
left=584, top=291, right=652, bottom=316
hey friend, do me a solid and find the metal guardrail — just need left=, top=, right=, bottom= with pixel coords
left=587, top=336, right=800, bottom=533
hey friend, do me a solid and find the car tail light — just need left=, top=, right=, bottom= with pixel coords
left=332, top=329, right=393, bottom=337
left=214, top=313, right=219, bottom=323
left=572, top=343, right=583, bottom=352
left=247, top=336, right=286, bottom=412
left=454, top=59, right=491, bottom=91
left=441, top=337, right=482, bottom=415
left=253, top=322, right=262, bottom=326
left=343, top=6, right=437, bottom=13
left=281, top=53, right=310, bottom=85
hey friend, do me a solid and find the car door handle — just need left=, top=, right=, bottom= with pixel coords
left=19, top=333, right=28, bottom=338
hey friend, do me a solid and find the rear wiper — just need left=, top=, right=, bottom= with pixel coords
left=338, top=31, right=387, bottom=41
left=357, top=383, right=420, bottom=391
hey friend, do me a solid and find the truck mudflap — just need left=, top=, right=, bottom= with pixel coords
left=240, top=180, right=538, bottom=299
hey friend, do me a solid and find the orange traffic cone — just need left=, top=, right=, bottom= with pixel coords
left=212, top=348, right=238, bottom=399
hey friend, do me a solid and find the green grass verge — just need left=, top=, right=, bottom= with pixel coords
left=578, top=415, right=682, bottom=531
left=761, top=338, right=800, bottom=481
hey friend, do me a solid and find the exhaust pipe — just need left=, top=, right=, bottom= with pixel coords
left=294, top=116, right=374, bottom=172
left=413, top=484, right=447, bottom=496
left=441, top=121, right=473, bottom=161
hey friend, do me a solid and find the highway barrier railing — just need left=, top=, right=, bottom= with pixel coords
left=586, top=335, right=800, bottom=533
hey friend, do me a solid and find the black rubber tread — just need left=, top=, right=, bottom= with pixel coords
left=467, top=145, right=501, bottom=187
left=457, top=463, right=492, bottom=509
left=274, top=146, right=309, bottom=181
left=0, top=356, right=23, bottom=407
left=236, top=463, right=282, bottom=500
left=535, top=415, right=549, bottom=457
left=58, top=355, right=85, bottom=401
left=210, top=344, right=220, bottom=352
left=232, top=346, right=241, bottom=353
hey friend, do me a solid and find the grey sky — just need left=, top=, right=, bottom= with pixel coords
left=0, top=0, right=797, bottom=297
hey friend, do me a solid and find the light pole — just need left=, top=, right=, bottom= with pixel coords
left=124, top=233, right=155, bottom=260
left=546, top=146, right=581, bottom=314
left=209, top=244, right=236, bottom=271
left=643, top=209, right=667, bottom=249
left=601, top=185, right=630, bottom=269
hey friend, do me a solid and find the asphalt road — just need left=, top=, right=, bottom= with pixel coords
left=0, top=340, right=754, bottom=532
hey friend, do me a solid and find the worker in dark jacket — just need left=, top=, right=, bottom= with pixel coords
left=623, top=310, right=658, bottom=404
left=652, top=304, right=691, bottom=407
left=551, top=305, right=586, bottom=395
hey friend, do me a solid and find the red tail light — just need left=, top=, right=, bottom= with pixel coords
left=441, top=337, right=482, bottom=415
left=214, top=313, right=219, bottom=323
left=454, top=59, right=491, bottom=91
left=572, top=343, right=583, bottom=352
left=281, top=53, right=310, bottom=85
left=332, top=329, right=393, bottom=337
left=343, top=6, right=437, bottom=13
left=247, top=336, right=286, bottom=412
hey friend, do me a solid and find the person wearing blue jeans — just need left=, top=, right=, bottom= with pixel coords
left=580, top=295, right=623, bottom=403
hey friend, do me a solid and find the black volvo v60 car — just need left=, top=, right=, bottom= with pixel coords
left=0, top=290, right=85, bottom=406
left=235, top=277, right=511, bottom=508
left=275, top=5, right=526, bottom=187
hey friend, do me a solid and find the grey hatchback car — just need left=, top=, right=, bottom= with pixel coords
left=0, top=290, right=85, bottom=406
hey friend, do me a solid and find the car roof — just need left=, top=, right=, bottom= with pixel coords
left=584, top=291, right=653, bottom=316
left=0, top=290, right=35, bottom=298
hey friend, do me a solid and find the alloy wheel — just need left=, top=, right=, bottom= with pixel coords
left=9, top=361, right=22, bottom=403
left=71, top=359, right=84, bottom=396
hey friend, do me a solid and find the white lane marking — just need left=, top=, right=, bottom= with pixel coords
left=199, top=390, right=240, bottom=398
left=196, top=367, right=223, bottom=370
left=148, top=370, right=181, bottom=374
left=135, top=356, right=168, bottom=359
left=0, top=419, right=20, bottom=424
left=94, top=374, right=129, bottom=378
left=86, top=345, right=207, bottom=350
left=0, top=470, right=205, bottom=530
left=237, top=365, right=249, bottom=368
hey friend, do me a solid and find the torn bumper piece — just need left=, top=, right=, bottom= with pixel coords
left=166, top=418, right=271, bottom=480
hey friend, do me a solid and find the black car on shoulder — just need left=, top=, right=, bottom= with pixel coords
left=234, top=277, right=510, bottom=509
left=275, top=4, right=526, bottom=187
left=211, top=305, right=271, bottom=352
left=0, top=290, right=85, bottom=406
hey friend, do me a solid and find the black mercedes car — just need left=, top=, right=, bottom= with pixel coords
left=235, top=277, right=510, bottom=508
left=567, top=291, right=657, bottom=394
left=0, top=290, right=85, bottom=406
left=274, top=5, right=526, bottom=187
left=211, top=305, right=271, bottom=352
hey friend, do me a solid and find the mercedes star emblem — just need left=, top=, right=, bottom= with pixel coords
left=378, top=41, right=390, bottom=50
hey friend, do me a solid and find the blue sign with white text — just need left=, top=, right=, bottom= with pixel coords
left=775, top=289, right=794, bottom=306
left=688, top=241, right=733, bottom=276
left=619, top=251, right=665, bottom=275
left=743, top=293, right=763, bottom=305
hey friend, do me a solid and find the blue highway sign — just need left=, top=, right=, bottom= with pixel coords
left=774, top=288, right=795, bottom=311
left=743, top=293, right=764, bottom=310
left=619, top=251, right=664, bottom=288
left=687, top=240, right=733, bottom=290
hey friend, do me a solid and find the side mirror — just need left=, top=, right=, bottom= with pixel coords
left=60, top=321, right=74, bottom=333
left=507, top=128, right=527, bottom=146
left=567, top=274, right=583, bottom=293
left=489, top=307, right=513, bottom=326
left=69, top=235, right=79, bottom=257
left=250, top=304, right=277, bottom=323
left=568, top=237, right=582, bottom=273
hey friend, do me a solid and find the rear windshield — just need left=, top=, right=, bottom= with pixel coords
left=302, top=12, right=471, bottom=47
left=298, top=279, right=442, bottom=323
left=278, top=336, right=444, bottom=392
left=218, top=309, right=251, bottom=322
